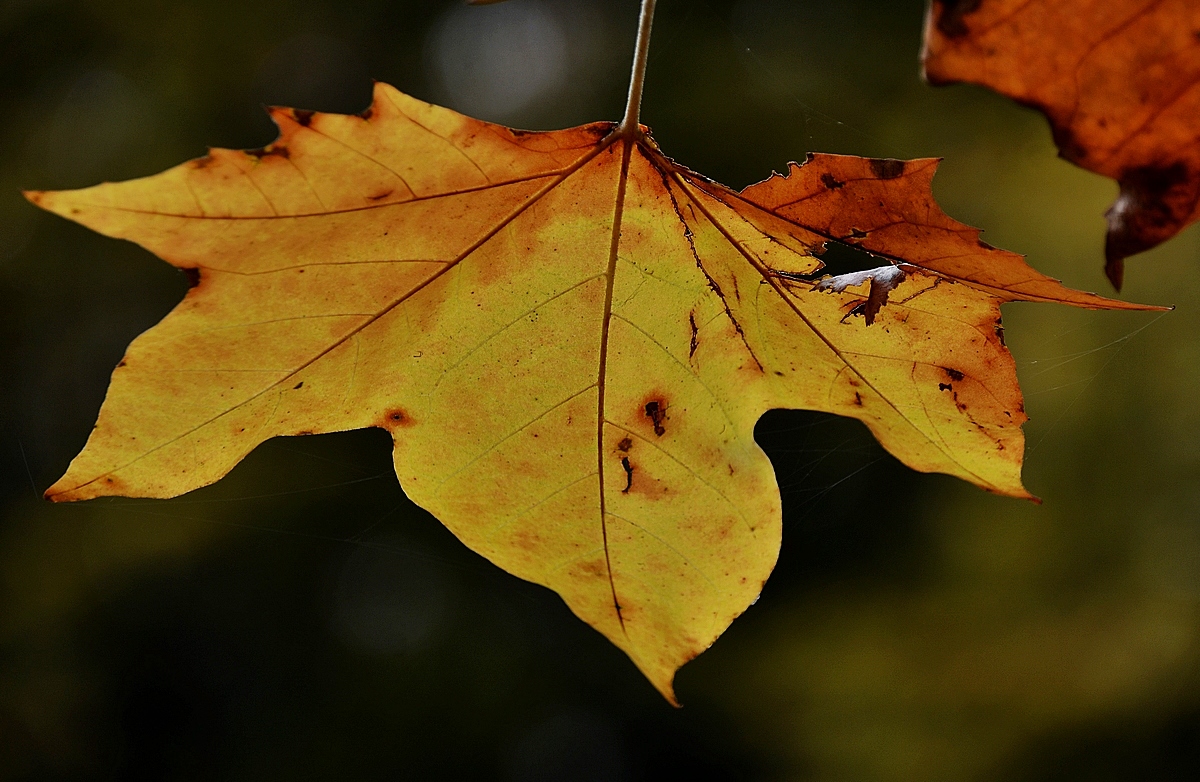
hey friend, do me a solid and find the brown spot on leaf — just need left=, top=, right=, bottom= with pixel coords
left=382, top=408, right=414, bottom=428
left=644, top=399, right=667, bottom=436
left=617, top=437, right=633, bottom=452
left=1050, top=124, right=1089, bottom=164
left=293, top=381, right=304, bottom=390
left=688, top=311, right=699, bottom=359
left=93, top=474, right=129, bottom=496
left=820, top=173, right=845, bottom=189
left=182, top=267, right=201, bottom=289
left=621, top=457, right=634, bottom=493
left=573, top=558, right=607, bottom=579
left=935, top=0, right=983, bottom=38
left=511, top=529, right=542, bottom=552
left=247, top=145, right=289, bottom=159
left=293, top=109, right=315, bottom=126
left=358, top=107, right=373, bottom=120
left=868, top=158, right=906, bottom=179
left=939, top=382, right=952, bottom=391
left=583, top=122, right=615, bottom=139
left=944, top=367, right=965, bottom=381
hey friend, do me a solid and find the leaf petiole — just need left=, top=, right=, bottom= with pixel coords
left=617, top=0, right=657, bottom=139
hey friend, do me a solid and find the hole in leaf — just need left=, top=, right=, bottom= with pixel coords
left=815, top=239, right=887, bottom=278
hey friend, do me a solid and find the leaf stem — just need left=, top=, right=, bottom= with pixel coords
left=617, top=0, right=657, bottom=138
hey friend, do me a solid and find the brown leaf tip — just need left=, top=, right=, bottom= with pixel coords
left=44, top=486, right=75, bottom=503
left=46, top=473, right=124, bottom=502
left=1104, top=162, right=1196, bottom=289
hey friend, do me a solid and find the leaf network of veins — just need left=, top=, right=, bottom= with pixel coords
left=65, top=123, right=999, bottom=631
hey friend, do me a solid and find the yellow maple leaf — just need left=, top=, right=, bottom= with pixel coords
left=25, top=0, right=1160, bottom=702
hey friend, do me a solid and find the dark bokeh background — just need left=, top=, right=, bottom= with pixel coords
left=2, top=1, right=1198, bottom=779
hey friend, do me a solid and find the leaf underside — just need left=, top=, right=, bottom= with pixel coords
left=923, top=0, right=1200, bottom=289
left=26, top=83, right=1157, bottom=701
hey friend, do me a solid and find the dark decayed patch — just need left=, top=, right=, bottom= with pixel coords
left=644, top=401, right=667, bottom=437
left=382, top=408, right=414, bottom=428
left=935, top=0, right=984, bottom=38
left=1106, top=162, right=1197, bottom=289
left=820, top=173, right=845, bottom=190
left=868, top=158, right=906, bottom=179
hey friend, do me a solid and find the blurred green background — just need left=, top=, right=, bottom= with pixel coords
left=2, top=0, right=1198, bottom=779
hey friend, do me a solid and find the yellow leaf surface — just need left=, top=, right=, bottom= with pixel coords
left=25, top=82, right=1159, bottom=702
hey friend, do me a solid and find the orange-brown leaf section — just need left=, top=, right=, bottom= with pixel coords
left=25, top=83, right=1155, bottom=702
left=923, top=0, right=1200, bottom=289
